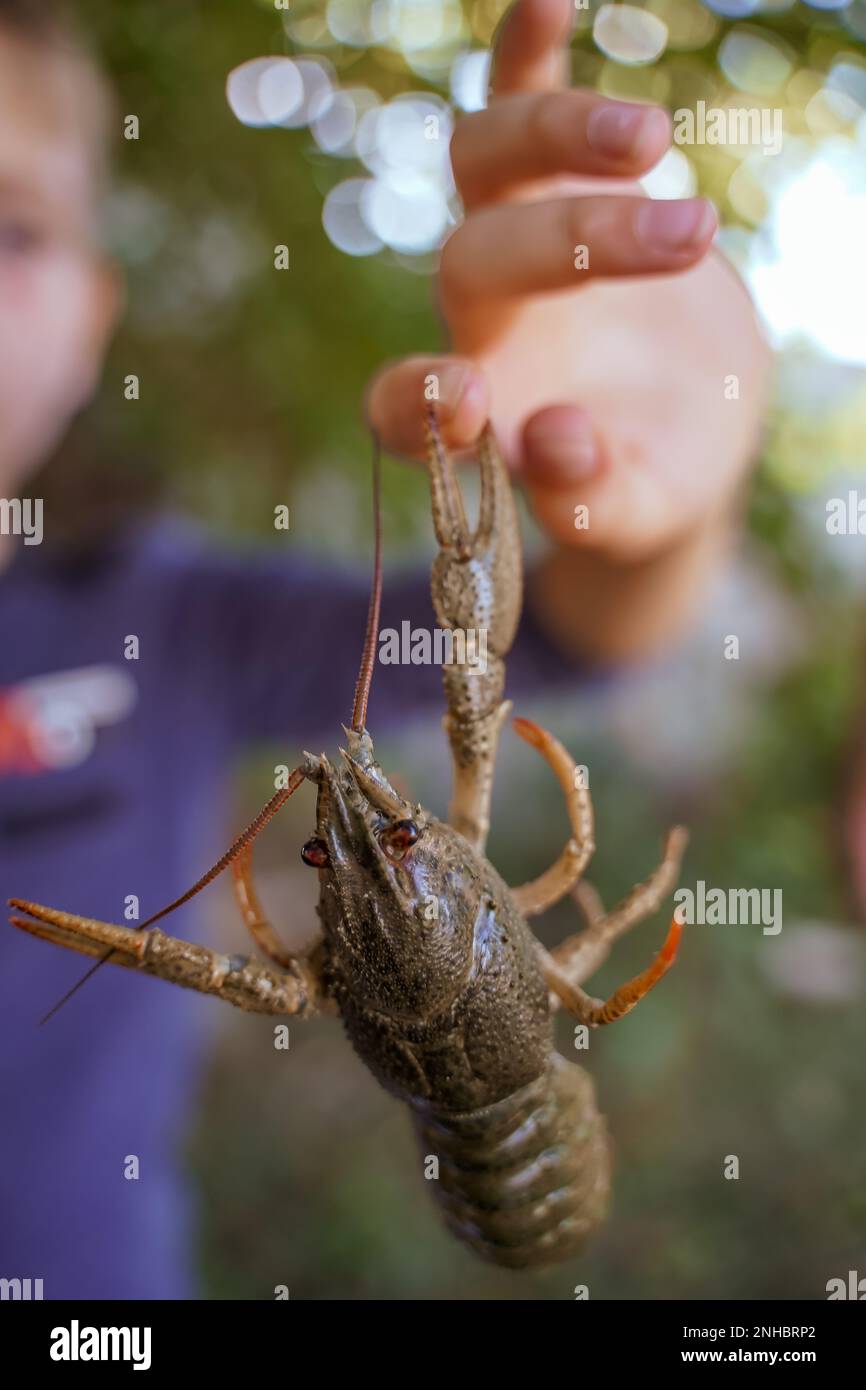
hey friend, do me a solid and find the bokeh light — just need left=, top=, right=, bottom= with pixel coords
left=325, top=0, right=389, bottom=47
left=641, top=146, right=698, bottom=198
left=826, top=58, right=866, bottom=117
left=450, top=48, right=491, bottom=110
left=311, top=87, right=381, bottom=156
left=322, top=178, right=383, bottom=256
left=226, top=57, right=334, bottom=129
left=718, top=28, right=794, bottom=94
left=593, top=4, right=669, bottom=65
left=803, top=0, right=853, bottom=11
left=226, top=58, right=302, bottom=128
left=363, top=171, right=452, bottom=250
left=702, top=0, right=760, bottom=17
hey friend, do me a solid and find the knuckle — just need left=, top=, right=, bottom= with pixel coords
left=448, top=115, right=477, bottom=190
left=562, top=197, right=586, bottom=254
left=526, top=91, right=567, bottom=156
left=438, top=222, right=469, bottom=290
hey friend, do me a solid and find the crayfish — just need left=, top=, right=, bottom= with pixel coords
left=10, top=409, right=687, bottom=1269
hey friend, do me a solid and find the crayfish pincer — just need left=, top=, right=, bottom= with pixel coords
left=10, top=411, right=687, bottom=1270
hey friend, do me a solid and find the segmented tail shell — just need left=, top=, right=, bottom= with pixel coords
left=411, top=1054, right=611, bottom=1269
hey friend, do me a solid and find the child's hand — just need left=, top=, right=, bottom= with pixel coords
left=368, top=0, right=771, bottom=657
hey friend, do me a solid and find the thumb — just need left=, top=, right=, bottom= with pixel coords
left=365, top=354, right=489, bottom=459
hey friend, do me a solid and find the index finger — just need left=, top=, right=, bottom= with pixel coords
left=490, top=0, right=576, bottom=98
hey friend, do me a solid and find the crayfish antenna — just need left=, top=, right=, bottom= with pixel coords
left=351, top=428, right=383, bottom=733
left=27, top=770, right=308, bottom=1023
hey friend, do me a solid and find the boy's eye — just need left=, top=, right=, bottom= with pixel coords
left=0, top=221, right=44, bottom=254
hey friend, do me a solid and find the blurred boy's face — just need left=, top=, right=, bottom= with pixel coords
left=0, top=24, right=120, bottom=495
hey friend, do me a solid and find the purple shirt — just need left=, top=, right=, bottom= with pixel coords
left=0, top=513, right=592, bottom=1299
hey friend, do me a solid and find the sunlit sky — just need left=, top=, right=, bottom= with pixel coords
left=746, top=137, right=866, bottom=366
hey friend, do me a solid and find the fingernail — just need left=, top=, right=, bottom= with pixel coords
left=437, top=364, right=474, bottom=413
left=635, top=198, right=714, bottom=251
left=586, top=103, right=650, bottom=159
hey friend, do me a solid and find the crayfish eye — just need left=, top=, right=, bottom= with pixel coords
left=301, top=836, right=329, bottom=868
left=379, top=818, right=420, bottom=862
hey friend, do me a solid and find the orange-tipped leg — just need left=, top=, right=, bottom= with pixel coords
left=231, top=844, right=296, bottom=968
left=550, top=826, right=688, bottom=990
left=541, top=914, right=683, bottom=1027
left=510, top=717, right=595, bottom=917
